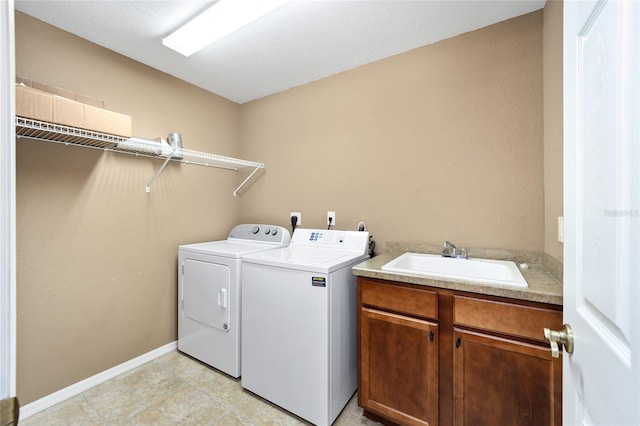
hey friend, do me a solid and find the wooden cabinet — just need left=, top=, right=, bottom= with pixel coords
left=358, top=279, right=440, bottom=425
left=452, top=295, right=562, bottom=426
left=453, top=330, right=561, bottom=425
left=357, top=277, right=562, bottom=426
left=358, top=283, right=438, bottom=425
left=360, top=308, right=438, bottom=426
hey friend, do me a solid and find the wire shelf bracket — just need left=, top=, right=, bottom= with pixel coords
left=233, top=165, right=262, bottom=197
left=145, top=149, right=175, bottom=193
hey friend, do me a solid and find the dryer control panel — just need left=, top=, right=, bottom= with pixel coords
left=227, top=224, right=291, bottom=245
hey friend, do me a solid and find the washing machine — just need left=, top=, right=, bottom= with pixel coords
left=241, top=228, right=370, bottom=426
left=178, top=224, right=291, bottom=378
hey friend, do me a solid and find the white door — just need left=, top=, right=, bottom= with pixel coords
left=0, top=0, right=17, bottom=408
left=563, top=0, right=639, bottom=424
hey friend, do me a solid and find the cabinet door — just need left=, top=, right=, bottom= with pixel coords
left=360, top=307, right=438, bottom=426
left=453, top=329, right=562, bottom=426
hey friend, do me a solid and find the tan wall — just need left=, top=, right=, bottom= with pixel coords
left=543, top=0, right=564, bottom=262
left=15, top=12, right=242, bottom=403
left=240, top=11, right=544, bottom=253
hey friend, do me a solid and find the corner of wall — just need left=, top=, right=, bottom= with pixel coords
left=543, top=0, right=564, bottom=264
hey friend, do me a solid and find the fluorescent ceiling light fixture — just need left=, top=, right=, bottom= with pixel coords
left=163, top=0, right=290, bottom=57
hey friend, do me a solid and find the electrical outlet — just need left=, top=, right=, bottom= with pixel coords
left=558, top=216, right=564, bottom=243
left=327, top=211, right=336, bottom=226
left=290, top=212, right=302, bottom=226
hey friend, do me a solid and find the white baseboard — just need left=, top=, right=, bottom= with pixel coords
left=20, top=341, right=178, bottom=419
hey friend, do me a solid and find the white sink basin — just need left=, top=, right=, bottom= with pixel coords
left=381, top=252, right=528, bottom=288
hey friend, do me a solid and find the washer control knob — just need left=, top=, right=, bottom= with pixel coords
left=271, top=228, right=278, bottom=236
left=251, top=226, right=260, bottom=234
left=265, top=228, right=271, bottom=235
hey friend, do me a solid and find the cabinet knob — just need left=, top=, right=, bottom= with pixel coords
left=455, top=337, right=461, bottom=348
left=543, top=323, right=574, bottom=358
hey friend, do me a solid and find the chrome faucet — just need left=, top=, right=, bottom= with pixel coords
left=442, top=241, right=467, bottom=259
left=442, top=241, right=456, bottom=257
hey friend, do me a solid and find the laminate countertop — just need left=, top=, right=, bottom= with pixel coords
left=352, top=252, right=563, bottom=306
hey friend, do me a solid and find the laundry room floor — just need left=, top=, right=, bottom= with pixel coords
left=19, top=350, right=382, bottom=425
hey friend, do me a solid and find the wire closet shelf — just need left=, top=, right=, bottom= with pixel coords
left=15, top=116, right=264, bottom=195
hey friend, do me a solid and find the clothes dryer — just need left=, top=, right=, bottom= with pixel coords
left=178, top=224, right=290, bottom=377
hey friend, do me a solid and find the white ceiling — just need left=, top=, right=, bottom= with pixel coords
left=14, top=0, right=545, bottom=104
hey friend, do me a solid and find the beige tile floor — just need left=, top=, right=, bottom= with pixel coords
left=19, top=350, right=382, bottom=426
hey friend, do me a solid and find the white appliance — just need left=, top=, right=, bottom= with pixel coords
left=178, top=224, right=291, bottom=378
left=241, top=228, right=370, bottom=426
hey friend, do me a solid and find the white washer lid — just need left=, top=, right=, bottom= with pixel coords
left=242, top=245, right=369, bottom=273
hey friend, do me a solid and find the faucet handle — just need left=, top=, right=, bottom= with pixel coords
left=442, top=241, right=457, bottom=257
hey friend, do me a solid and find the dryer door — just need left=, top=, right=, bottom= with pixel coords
left=182, top=259, right=231, bottom=332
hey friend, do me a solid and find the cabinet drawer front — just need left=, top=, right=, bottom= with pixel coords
left=453, top=296, right=562, bottom=343
left=361, top=280, right=438, bottom=320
